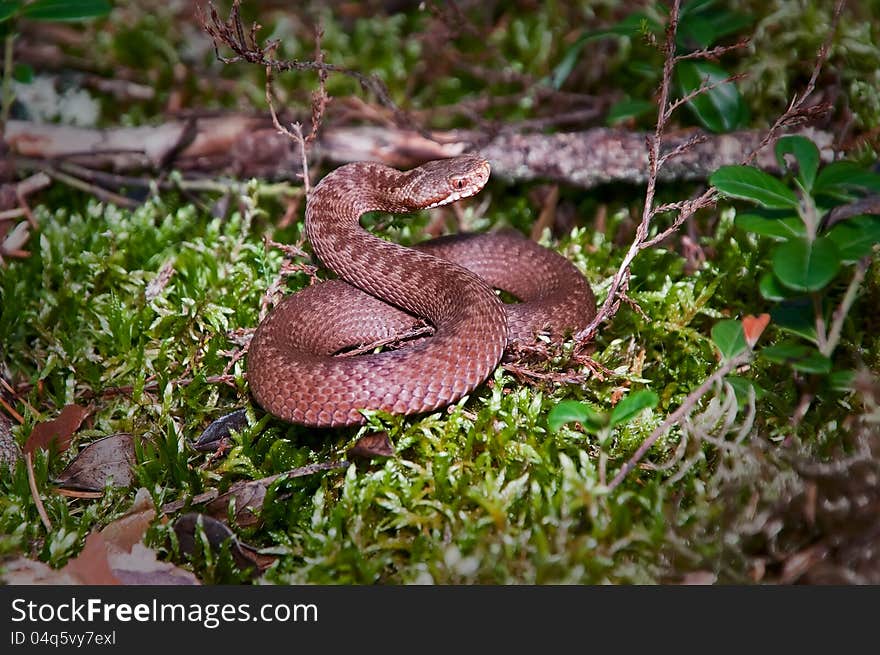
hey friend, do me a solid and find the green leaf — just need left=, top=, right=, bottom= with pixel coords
left=550, top=13, right=661, bottom=89
left=678, top=0, right=719, bottom=18
left=703, top=10, right=754, bottom=41
left=814, top=161, right=880, bottom=197
left=676, top=14, right=716, bottom=49
left=606, top=98, right=655, bottom=126
left=675, top=60, right=747, bottom=133
left=829, top=370, right=855, bottom=391
left=772, top=237, right=841, bottom=291
left=760, top=342, right=831, bottom=374
left=0, top=1, right=21, bottom=22
left=735, top=209, right=805, bottom=239
left=759, top=272, right=789, bottom=301
left=775, top=136, right=820, bottom=193
left=20, top=0, right=110, bottom=21
left=12, top=62, right=32, bottom=83
left=771, top=298, right=817, bottom=343
left=711, top=319, right=748, bottom=359
left=547, top=400, right=605, bottom=433
left=711, top=165, right=800, bottom=209
left=827, top=215, right=880, bottom=262
left=725, top=375, right=766, bottom=406
left=608, top=390, right=658, bottom=428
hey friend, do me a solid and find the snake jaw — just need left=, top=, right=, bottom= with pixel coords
left=424, top=184, right=481, bottom=209
left=398, top=155, right=491, bottom=210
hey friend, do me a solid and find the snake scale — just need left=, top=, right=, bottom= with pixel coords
left=247, top=155, right=596, bottom=427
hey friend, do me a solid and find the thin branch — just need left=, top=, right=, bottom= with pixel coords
left=607, top=351, right=752, bottom=491
left=657, top=133, right=708, bottom=169
left=337, top=325, right=435, bottom=357
left=43, top=168, right=138, bottom=208
left=26, top=452, right=53, bottom=532
left=573, top=0, right=683, bottom=342
left=742, top=0, right=846, bottom=166
left=0, top=394, right=24, bottom=423
left=640, top=188, right=716, bottom=249
left=823, top=256, right=870, bottom=357
left=673, top=38, right=751, bottom=62
left=292, top=123, right=312, bottom=196
left=0, top=376, right=38, bottom=417
left=202, top=0, right=419, bottom=132
left=574, top=0, right=845, bottom=344
left=664, top=72, right=747, bottom=122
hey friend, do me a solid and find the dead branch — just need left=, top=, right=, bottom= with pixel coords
left=4, top=118, right=837, bottom=193
left=201, top=0, right=418, bottom=132
left=571, top=0, right=845, bottom=344
left=607, top=351, right=753, bottom=491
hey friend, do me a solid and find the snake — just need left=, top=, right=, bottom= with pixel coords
left=247, top=155, right=596, bottom=427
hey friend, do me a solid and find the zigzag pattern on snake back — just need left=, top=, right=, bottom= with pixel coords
left=247, top=155, right=596, bottom=427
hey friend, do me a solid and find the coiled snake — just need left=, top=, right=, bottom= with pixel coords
left=247, top=155, right=596, bottom=426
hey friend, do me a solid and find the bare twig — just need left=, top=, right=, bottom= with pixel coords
left=337, top=325, right=435, bottom=357
left=573, top=0, right=686, bottom=342
left=26, top=452, right=53, bottom=532
left=292, top=123, right=312, bottom=195
left=0, top=394, right=24, bottom=424
left=0, top=376, right=38, bottom=417
left=823, top=256, right=870, bottom=357
left=574, top=0, right=844, bottom=344
left=674, top=39, right=751, bottom=62
left=43, top=167, right=138, bottom=208
left=607, top=351, right=753, bottom=491
left=202, top=0, right=418, bottom=132
left=742, top=0, right=846, bottom=166
left=823, top=194, right=880, bottom=229
left=664, top=73, right=747, bottom=121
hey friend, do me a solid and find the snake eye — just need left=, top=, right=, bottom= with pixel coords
left=454, top=179, right=465, bottom=189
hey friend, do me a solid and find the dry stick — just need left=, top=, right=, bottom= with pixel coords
left=577, top=0, right=844, bottom=347
left=292, top=123, right=311, bottom=196
left=742, top=0, right=846, bottom=166
left=823, top=256, right=870, bottom=357
left=43, top=167, right=138, bottom=208
left=607, top=351, right=752, bottom=491
left=0, top=395, right=24, bottom=424
left=573, top=0, right=685, bottom=343
left=590, top=0, right=845, bottom=489
left=25, top=452, right=53, bottom=532
left=204, top=0, right=419, bottom=133
left=0, top=208, right=24, bottom=221
left=0, top=376, right=38, bottom=417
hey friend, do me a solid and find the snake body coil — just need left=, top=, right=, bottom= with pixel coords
left=247, top=156, right=596, bottom=426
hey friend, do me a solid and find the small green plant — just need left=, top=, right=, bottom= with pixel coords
left=710, top=135, right=880, bottom=383
left=0, top=0, right=111, bottom=126
left=551, top=0, right=752, bottom=131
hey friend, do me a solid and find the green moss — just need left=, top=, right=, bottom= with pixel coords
left=2, top=0, right=878, bottom=584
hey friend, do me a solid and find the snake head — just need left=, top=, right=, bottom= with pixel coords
left=398, top=155, right=491, bottom=210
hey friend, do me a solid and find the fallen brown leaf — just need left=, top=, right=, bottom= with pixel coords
left=2, top=488, right=199, bottom=585
left=62, top=532, right=122, bottom=585
left=192, top=408, right=248, bottom=452
left=203, top=478, right=268, bottom=528
left=174, top=513, right=275, bottom=574
left=161, top=459, right=349, bottom=527
left=108, top=543, right=200, bottom=585
left=3, top=532, right=120, bottom=585
left=348, top=431, right=395, bottom=459
left=24, top=404, right=89, bottom=455
left=54, top=433, right=141, bottom=492
left=100, top=487, right=157, bottom=553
